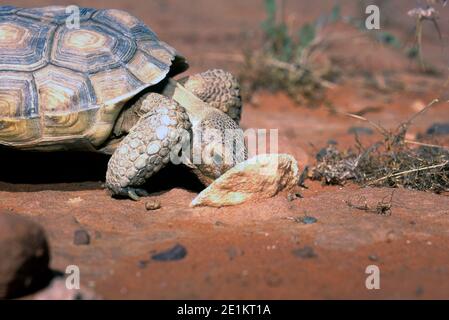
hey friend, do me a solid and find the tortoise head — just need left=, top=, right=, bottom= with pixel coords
left=166, top=79, right=247, bottom=185
left=190, top=109, right=247, bottom=184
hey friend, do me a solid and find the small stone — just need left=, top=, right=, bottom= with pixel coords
left=151, top=244, right=187, bottom=262
left=292, top=246, right=317, bottom=259
left=348, top=126, right=374, bottom=136
left=368, top=254, right=379, bottom=262
left=299, top=216, right=318, bottom=225
left=315, top=148, right=328, bottom=161
left=0, top=213, right=51, bottom=299
left=145, top=200, right=161, bottom=211
left=426, top=122, right=449, bottom=136
left=73, top=229, right=90, bottom=246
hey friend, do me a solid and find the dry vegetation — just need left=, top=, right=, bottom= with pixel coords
left=240, top=1, right=449, bottom=194
left=311, top=101, right=449, bottom=193
left=239, top=0, right=340, bottom=104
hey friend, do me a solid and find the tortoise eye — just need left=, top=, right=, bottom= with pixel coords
left=213, top=152, right=223, bottom=165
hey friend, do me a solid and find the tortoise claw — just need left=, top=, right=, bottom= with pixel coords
left=128, top=189, right=141, bottom=201
left=127, top=188, right=150, bottom=201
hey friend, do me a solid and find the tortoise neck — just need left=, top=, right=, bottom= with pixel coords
left=163, top=78, right=211, bottom=125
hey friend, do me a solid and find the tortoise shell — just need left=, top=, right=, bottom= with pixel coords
left=0, top=6, right=186, bottom=150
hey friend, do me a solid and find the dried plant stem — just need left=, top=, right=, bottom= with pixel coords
left=403, top=99, right=439, bottom=128
left=404, top=140, right=449, bottom=150
left=367, top=161, right=449, bottom=186
left=344, top=113, right=387, bottom=135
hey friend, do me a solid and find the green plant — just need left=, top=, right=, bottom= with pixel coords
left=240, top=0, right=340, bottom=104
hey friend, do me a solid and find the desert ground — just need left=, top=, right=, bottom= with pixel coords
left=2, top=0, right=449, bottom=299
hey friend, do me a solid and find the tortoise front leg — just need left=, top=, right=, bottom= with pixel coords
left=178, top=69, right=242, bottom=123
left=106, top=93, right=191, bottom=200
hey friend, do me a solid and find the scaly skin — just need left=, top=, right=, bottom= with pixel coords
left=106, top=93, right=191, bottom=199
left=179, top=69, right=242, bottom=123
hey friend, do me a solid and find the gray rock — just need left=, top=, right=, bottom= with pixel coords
left=292, top=246, right=317, bottom=259
left=348, top=126, right=374, bottom=136
left=426, top=123, right=449, bottom=136
left=151, top=244, right=187, bottom=261
left=73, top=229, right=90, bottom=246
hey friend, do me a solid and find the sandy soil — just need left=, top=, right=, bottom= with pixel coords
left=3, top=0, right=449, bottom=299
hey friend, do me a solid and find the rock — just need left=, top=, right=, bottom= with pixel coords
left=292, top=246, right=317, bottom=259
left=347, top=126, right=374, bottom=136
left=298, top=216, right=318, bottom=225
left=368, top=254, right=379, bottom=262
left=145, top=199, right=161, bottom=211
left=73, top=229, right=90, bottom=246
left=33, top=277, right=99, bottom=300
left=426, top=123, right=449, bottom=136
left=0, top=213, right=51, bottom=299
left=191, top=154, right=300, bottom=207
left=315, top=148, right=329, bottom=161
left=151, top=244, right=187, bottom=261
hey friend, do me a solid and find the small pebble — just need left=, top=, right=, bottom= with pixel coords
left=292, top=246, right=317, bottom=259
left=297, top=216, right=318, bottom=225
left=145, top=200, right=161, bottom=211
left=316, top=148, right=328, bottom=161
left=215, top=221, right=226, bottom=227
left=151, top=244, right=187, bottom=261
left=426, top=122, right=449, bottom=136
left=73, top=229, right=90, bottom=246
left=368, top=254, right=379, bottom=262
left=348, top=126, right=374, bottom=136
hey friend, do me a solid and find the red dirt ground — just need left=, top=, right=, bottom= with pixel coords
left=3, top=0, right=449, bottom=299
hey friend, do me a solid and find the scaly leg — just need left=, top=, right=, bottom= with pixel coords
left=106, top=93, right=191, bottom=200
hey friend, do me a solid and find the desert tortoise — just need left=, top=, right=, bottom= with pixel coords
left=0, top=6, right=246, bottom=199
